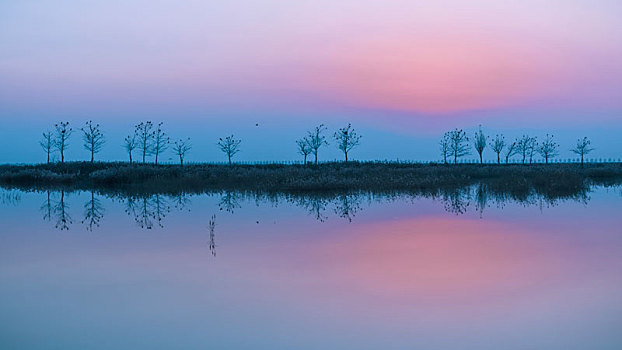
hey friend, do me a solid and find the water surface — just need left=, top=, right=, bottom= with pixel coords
left=1, top=187, right=621, bottom=349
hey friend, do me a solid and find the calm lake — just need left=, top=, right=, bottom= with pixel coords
left=1, top=186, right=621, bottom=349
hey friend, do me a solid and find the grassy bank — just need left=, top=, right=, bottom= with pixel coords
left=1, top=162, right=621, bottom=197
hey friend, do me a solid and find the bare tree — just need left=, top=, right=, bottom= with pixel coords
left=54, top=122, right=72, bottom=163
left=153, top=122, right=169, bottom=165
left=333, top=123, right=361, bottom=162
left=505, top=141, right=517, bottom=164
left=81, top=120, right=105, bottom=162
left=440, top=132, right=450, bottom=164
left=123, top=133, right=137, bottom=164
left=218, top=135, right=241, bottom=165
left=473, top=125, right=487, bottom=164
left=537, top=134, right=559, bottom=164
left=305, top=124, right=328, bottom=165
left=491, top=134, right=505, bottom=164
left=515, top=135, right=537, bottom=165
left=173, top=138, right=192, bottom=166
left=296, top=137, right=311, bottom=164
left=447, top=129, right=469, bottom=164
left=571, top=137, right=595, bottom=166
left=527, top=137, right=538, bottom=164
left=39, top=131, right=53, bottom=164
left=135, top=121, right=154, bottom=163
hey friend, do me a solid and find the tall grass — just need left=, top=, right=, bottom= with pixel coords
left=1, top=161, right=621, bottom=196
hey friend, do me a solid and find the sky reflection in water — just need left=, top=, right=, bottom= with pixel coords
left=0, top=187, right=621, bottom=350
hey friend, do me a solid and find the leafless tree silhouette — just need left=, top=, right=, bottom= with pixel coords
left=527, top=137, right=538, bottom=164
left=334, top=123, right=362, bottom=162
left=439, top=132, right=450, bottom=164
left=515, top=135, right=537, bottom=164
left=54, top=122, right=72, bottom=163
left=39, top=131, right=53, bottom=164
left=123, top=133, right=137, bottom=164
left=447, top=129, right=469, bottom=164
left=135, top=121, right=154, bottom=163
left=306, top=124, right=328, bottom=164
left=81, top=121, right=105, bottom=162
left=538, top=134, right=559, bottom=164
left=473, top=125, right=487, bottom=164
left=571, top=137, right=595, bottom=166
left=296, top=137, right=311, bottom=164
left=153, top=122, right=169, bottom=165
left=173, top=138, right=192, bottom=166
left=505, top=141, right=517, bottom=164
left=218, top=135, right=241, bottom=165
left=491, top=134, right=505, bottom=164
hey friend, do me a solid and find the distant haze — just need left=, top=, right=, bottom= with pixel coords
left=1, top=0, right=621, bottom=163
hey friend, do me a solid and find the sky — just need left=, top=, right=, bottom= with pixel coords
left=1, top=0, right=621, bottom=163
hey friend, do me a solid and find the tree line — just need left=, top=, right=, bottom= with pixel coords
left=439, top=126, right=595, bottom=165
left=39, top=121, right=595, bottom=165
left=39, top=121, right=361, bottom=165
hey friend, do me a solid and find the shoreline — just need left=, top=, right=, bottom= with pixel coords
left=1, top=162, right=621, bottom=197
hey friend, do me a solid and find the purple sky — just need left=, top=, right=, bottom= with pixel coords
left=1, top=0, right=621, bottom=163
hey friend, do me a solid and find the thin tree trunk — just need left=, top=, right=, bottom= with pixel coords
left=497, top=153, right=500, bottom=164
left=479, top=153, right=483, bottom=164
left=345, top=151, right=348, bottom=163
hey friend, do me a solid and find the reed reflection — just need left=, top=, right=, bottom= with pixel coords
left=208, top=215, right=216, bottom=257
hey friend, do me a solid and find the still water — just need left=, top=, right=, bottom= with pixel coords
left=1, top=187, right=621, bottom=349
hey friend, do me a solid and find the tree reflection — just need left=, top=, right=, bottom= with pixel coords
left=53, top=190, right=72, bottom=231
left=124, top=195, right=170, bottom=229
left=441, top=188, right=470, bottom=215
left=15, top=181, right=611, bottom=229
left=219, top=191, right=242, bottom=213
left=294, top=195, right=329, bottom=222
left=333, top=194, right=362, bottom=222
left=40, top=190, right=53, bottom=222
left=172, top=192, right=192, bottom=212
left=82, top=191, right=105, bottom=231
left=475, top=183, right=489, bottom=218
